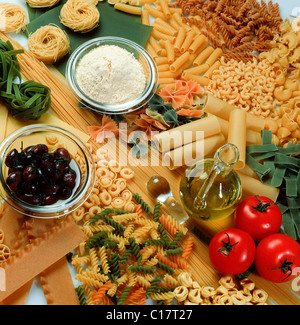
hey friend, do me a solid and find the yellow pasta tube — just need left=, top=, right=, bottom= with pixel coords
left=215, top=116, right=262, bottom=145
left=163, top=133, right=226, bottom=170
left=157, top=0, right=171, bottom=19
left=151, top=29, right=176, bottom=43
left=157, top=63, right=170, bottom=72
left=193, top=46, right=214, bottom=66
left=182, top=64, right=209, bottom=76
left=139, top=0, right=156, bottom=3
left=165, top=39, right=175, bottom=64
left=152, top=18, right=177, bottom=36
left=204, top=94, right=265, bottom=133
left=141, top=8, right=150, bottom=25
left=203, top=60, right=221, bottom=78
left=182, top=72, right=210, bottom=86
left=144, top=4, right=166, bottom=19
left=145, top=42, right=157, bottom=58
left=180, top=30, right=195, bottom=53
left=205, top=48, right=223, bottom=67
left=168, top=16, right=182, bottom=31
left=173, top=27, right=186, bottom=52
left=227, top=109, right=247, bottom=170
left=155, top=56, right=168, bottom=65
left=169, top=51, right=190, bottom=72
left=153, top=114, right=222, bottom=152
left=236, top=172, right=279, bottom=202
left=158, top=77, right=175, bottom=84
left=158, top=70, right=180, bottom=78
left=114, top=3, right=142, bottom=15
left=188, top=34, right=207, bottom=54
left=173, top=12, right=191, bottom=31
left=148, top=36, right=163, bottom=55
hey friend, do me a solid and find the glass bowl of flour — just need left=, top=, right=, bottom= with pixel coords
left=66, top=36, right=159, bottom=114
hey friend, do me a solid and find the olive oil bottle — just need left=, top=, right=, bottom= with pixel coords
left=180, top=144, right=242, bottom=221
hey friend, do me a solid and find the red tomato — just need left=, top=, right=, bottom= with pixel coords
left=255, top=233, right=300, bottom=283
left=234, top=196, right=282, bottom=242
left=209, top=228, right=256, bottom=275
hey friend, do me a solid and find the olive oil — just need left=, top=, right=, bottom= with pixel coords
left=179, top=144, right=242, bottom=221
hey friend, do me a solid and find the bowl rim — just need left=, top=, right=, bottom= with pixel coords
left=0, top=124, right=96, bottom=218
left=65, top=36, right=158, bottom=114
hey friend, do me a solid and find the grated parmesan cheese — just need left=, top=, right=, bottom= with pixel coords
left=75, top=45, right=146, bottom=106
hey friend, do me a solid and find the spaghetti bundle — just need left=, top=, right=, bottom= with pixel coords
left=27, top=25, right=70, bottom=65
left=60, top=0, right=100, bottom=33
left=0, top=3, right=27, bottom=33
left=25, top=0, right=61, bottom=8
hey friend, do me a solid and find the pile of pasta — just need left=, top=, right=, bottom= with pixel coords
left=174, top=0, right=280, bottom=62
left=68, top=144, right=268, bottom=305
left=141, top=0, right=223, bottom=90
left=174, top=274, right=268, bottom=305
left=205, top=18, right=300, bottom=147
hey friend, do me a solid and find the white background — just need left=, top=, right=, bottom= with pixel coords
left=3, top=0, right=300, bottom=305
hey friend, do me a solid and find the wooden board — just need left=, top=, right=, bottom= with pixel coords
left=1, top=32, right=300, bottom=306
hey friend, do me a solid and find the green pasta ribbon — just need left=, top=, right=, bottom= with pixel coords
left=1, top=81, right=51, bottom=120
left=0, top=40, right=23, bottom=93
left=246, top=130, right=300, bottom=240
left=0, top=39, right=51, bottom=120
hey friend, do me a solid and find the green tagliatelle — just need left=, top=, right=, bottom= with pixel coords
left=1, top=81, right=51, bottom=120
left=0, top=39, right=51, bottom=120
left=0, top=40, right=23, bottom=93
left=246, top=130, right=300, bottom=240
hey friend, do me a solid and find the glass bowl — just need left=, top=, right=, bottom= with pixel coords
left=65, top=36, right=159, bottom=115
left=0, top=124, right=96, bottom=218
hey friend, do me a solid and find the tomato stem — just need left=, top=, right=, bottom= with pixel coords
left=218, top=233, right=239, bottom=256
left=272, top=258, right=294, bottom=281
left=252, top=196, right=275, bottom=212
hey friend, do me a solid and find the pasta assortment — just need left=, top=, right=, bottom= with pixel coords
left=141, top=1, right=223, bottom=96
left=67, top=143, right=270, bottom=305
left=205, top=17, right=300, bottom=147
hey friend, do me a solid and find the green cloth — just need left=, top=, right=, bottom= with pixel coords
left=26, top=1, right=152, bottom=75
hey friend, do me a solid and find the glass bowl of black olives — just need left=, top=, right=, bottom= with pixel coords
left=0, top=124, right=95, bottom=218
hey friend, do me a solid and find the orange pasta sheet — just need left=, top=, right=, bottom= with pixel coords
left=0, top=217, right=87, bottom=302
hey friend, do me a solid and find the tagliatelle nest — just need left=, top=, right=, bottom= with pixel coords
left=60, top=0, right=100, bottom=33
left=0, top=3, right=28, bottom=33
left=27, top=24, right=70, bottom=65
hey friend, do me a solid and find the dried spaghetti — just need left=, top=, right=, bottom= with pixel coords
left=60, top=0, right=100, bottom=33
left=27, top=25, right=70, bottom=65
left=0, top=3, right=27, bottom=33
left=25, top=0, right=61, bottom=8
